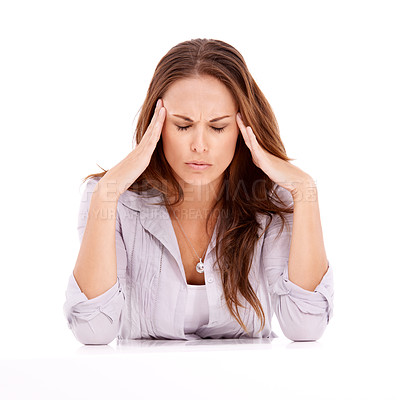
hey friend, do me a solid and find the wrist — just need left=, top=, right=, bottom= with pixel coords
left=290, top=176, right=317, bottom=203
left=93, top=180, right=121, bottom=203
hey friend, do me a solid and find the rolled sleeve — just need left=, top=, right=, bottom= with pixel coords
left=269, top=258, right=334, bottom=341
left=261, top=185, right=334, bottom=342
left=63, top=272, right=125, bottom=345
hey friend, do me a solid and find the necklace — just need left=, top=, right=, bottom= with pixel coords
left=166, top=199, right=209, bottom=274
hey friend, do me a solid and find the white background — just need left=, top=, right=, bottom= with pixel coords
left=0, top=0, right=398, bottom=399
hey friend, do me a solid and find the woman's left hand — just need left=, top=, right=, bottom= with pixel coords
left=236, top=113, right=313, bottom=196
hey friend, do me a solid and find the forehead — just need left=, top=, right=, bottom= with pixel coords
left=163, top=76, right=237, bottom=110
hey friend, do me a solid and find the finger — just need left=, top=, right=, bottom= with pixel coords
left=236, top=113, right=251, bottom=147
left=236, top=112, right=246, bottom=130
left=247, top=126, right=268, bottom=155
left=151, top=102, right=166, bottom=134
left=247, top=126, right=256, bottom=147
left=150, top=107, right=165, bottom=145
left=244, top=127, right=253, bottom=151
left=147, top=99, right=163, bottom=132
left=142, top=102, right=164, bottom=146
left=236, top=113, right=249, bottom=138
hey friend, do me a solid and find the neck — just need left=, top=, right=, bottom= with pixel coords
left=165, top=175, right=223, bottom=221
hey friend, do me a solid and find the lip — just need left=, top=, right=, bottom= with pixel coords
left=186, top=160, right=212, bottom=165
left=185, top=163, right=212, bottom=170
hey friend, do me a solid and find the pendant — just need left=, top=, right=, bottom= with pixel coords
left=196, top=260, right=205, bottom=273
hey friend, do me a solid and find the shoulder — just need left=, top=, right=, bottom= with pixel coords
left=118, top=188, right=142, bottom=213
left=80, top=177, right=148, bottom=213
left=119, top=186, right=162, bottom=213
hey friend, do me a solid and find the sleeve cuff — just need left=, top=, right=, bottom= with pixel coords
left=63, top=272, right=125, bottom=327
left=269, top=259, right=334, bottom=322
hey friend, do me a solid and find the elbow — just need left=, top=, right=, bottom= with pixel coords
left=70, top=312, right=121, bottom=345
left=64, top=276, right=126, bottom=345
left=281, top=313, right=329, bottom=342
left=274, top=285, right=333, bottom=342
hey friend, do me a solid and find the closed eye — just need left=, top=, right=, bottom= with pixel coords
left=176, top=125, right=225, bottom=133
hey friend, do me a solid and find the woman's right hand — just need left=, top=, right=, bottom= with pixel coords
left=96, top=98, right=166, bottom=199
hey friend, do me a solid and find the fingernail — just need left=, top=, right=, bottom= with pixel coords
left=156, top=99, right=161, bottom=108
left=238, top=112, right=242, bottom=120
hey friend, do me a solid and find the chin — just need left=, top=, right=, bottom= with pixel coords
left=181, top=176, right=212, bottom=186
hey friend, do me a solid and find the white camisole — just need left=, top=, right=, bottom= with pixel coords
left=184, top=284, right=209, bottom=334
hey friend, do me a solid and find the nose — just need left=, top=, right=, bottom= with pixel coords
left=190, top=127, right=208, bottom=152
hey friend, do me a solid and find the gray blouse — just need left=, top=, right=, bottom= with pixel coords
left=63, top=177, right=334, bottom=344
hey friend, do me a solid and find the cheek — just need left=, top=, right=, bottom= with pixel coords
left=217, top=134, right=239, bottom=164
left=220, top=133, right=238, bottom=153
left=162, top=130, right=184, bottom=165
left=162, top=127, right=182, bottom=145
left=162, top=128, right=178, bottom=148
left=161, top=132, right=174, bottom=157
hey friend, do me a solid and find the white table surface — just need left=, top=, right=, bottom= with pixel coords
left=0, top=321, right=397, bottom=400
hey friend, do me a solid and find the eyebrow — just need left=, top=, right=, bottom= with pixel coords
left=172, top=114, right=232, bottom=123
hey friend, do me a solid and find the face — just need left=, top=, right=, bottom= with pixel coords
left=161, top=75, right=239, bottom=194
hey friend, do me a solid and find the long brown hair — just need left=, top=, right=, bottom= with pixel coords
left=83, top=38, right=295, bottom=334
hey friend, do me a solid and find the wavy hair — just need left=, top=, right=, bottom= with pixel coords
left=83, top=38, right=295, bottom=335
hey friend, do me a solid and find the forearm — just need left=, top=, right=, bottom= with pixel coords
left=287, top=179, right=329, bottom=292
left=73, top=182, right=120, bottom=299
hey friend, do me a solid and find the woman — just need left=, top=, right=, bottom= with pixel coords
left=63, top=38, right=334, bottom=345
